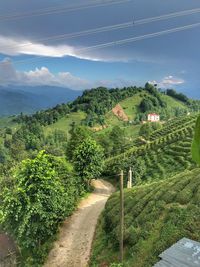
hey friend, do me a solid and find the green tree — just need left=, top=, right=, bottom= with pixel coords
left=139, top=123, right=152, bottom=139
left=74, top=138, right=104, bottom=188
left=1, top=151, right=69, bottom=264
left=109, top=126, right=127, bottom=155
left=66, top=125, right=91, bottom=160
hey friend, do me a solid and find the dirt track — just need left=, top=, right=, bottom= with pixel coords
left=44, top=179, right=115, bottom=267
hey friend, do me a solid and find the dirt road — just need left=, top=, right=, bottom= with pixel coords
left=44, top=179, right=115, bottom=267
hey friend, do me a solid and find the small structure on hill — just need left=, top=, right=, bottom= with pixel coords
left=148, top=113, right=160, bottom=122
left=0, top=233, right=17, bottom=267
left=154, top=238, right=200, bottom=267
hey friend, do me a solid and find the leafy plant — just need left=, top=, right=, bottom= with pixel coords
left=1, top=151, right=75, bottom=265
left=74, top=138, right=104, bottom=188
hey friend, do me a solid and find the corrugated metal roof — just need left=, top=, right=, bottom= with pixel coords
left=154, top=238, right=200, bottom=267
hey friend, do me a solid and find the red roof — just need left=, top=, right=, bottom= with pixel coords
left=148, top=113, right=159, bottom=116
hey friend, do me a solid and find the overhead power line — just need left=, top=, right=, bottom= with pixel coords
left=0, top=0, right=131, bottom=21
left=1, top=7, right=200, bottom=52
left=6, top=21, right=200, bottom=66
left=22, top=7, right=200, bottom=41
left=80, top=21, right=200, bottom=52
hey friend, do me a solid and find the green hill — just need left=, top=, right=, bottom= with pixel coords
left=90, top=168, right=200, bottom=267
left=15, top=85, right=193, bottom=133
left=39, top=87, right=193, bottom=146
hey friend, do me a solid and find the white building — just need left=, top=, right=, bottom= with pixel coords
left=148, top=113, right=160, bottom=122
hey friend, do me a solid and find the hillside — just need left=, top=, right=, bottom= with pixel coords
left=37, top=86, right=193, bottom=139
left=105, top=113, right=198, bottom=183
left=90, top=168, right=200, bottom=267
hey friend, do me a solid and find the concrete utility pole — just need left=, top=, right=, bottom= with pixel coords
left=127, top=167, right=133, bottom=188
left=120, top=170, right=124, bottom=263
left=129, top=167, right=132, bottom=188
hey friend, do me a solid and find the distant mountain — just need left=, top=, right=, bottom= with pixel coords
left=0, top=86, right=82, bottom=115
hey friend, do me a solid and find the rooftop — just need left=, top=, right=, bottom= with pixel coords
left=154, top=238, right=200, bottom=267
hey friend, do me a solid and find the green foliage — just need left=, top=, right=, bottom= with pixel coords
left=74, top=138, right=104, bottom=186
left=15, top=103, right=71, bottom=126
left=139, top=122, right=162, bottom=139
left=1, top=151, right=81, bottom=265
left=192, top=115, right=200, bottom=165
left=90, top=169, right=200, bottom=267
left=166, top=89, right=190, bottom=104
left=66, top=125, right=91, bottom=159
left=109, top=126, right=128, bottom=154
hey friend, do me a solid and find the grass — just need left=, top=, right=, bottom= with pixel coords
left=90, top=168, right=200, bottom=267
left=160, top=94, right=187, bottom=109
left=44, top=111, right=87, bottom=136
left=119, top=94, right=144, bottom=120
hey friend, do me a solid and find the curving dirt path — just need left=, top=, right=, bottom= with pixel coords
left=44, top=179, right=115, bottom=267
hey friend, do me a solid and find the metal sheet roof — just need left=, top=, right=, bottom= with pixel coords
left=154, top=238, right=200, bottom=267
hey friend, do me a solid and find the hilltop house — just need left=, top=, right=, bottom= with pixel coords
left=148, top=113, right=160, bottom=122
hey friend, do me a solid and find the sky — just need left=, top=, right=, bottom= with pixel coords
left=0, top=0, right=200, bottom=97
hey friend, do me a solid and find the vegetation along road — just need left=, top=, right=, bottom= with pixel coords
left=44, top=179, right=115, bottom=267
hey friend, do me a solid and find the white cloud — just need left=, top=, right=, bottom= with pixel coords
left=0, top=34, right=163, bottom=63
left=0, top=35, right=130, bottom=62
left=0, top=59, right=91, bottom=89
left=0, top=58, right=135, bottom=90
left=149, top=75, right=185, bottom=88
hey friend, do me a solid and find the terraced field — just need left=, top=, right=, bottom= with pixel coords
left=149, top=114, right=198, bottom=141
left=105, top=114, right=198, bottom=183
left=90, top=168, right=200, bottom=267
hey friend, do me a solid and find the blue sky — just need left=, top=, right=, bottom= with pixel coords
left=0, top=0, right=200, bottom=97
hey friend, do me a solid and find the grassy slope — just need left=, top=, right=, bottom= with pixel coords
left=90, top=168, right=200, bottom=267
left=160, top=94, right=187, bottom=109
left=96, top=92, right=188, bottom=142
left=44, top=111, right=87, bottom=135
left=106, top=93, right=187, bottom=125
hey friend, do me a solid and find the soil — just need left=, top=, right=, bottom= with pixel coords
left=112, top=104, right=129, bottom=121
left=44, top=179, right=115, bottom=267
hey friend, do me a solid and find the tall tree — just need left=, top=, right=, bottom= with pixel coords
left=66, top=126, right=91, bottom=160
left=74, top=138, right=104, bottom=188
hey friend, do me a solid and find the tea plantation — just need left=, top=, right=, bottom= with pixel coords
left=105, top=114, right=198, bottom=183
left=90, top=168, right=200, bottom=267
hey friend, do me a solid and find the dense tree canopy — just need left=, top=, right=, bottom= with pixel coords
left=74, top=138, right=104, bottom=188
left=1, top=151, right=82, bottom=265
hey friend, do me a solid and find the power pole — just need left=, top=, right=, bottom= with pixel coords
left=129, top=167, right=132, bottom=188
left=120, top=170, right=124, bottom=263
left=127, top=167, right=133, bottom=189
